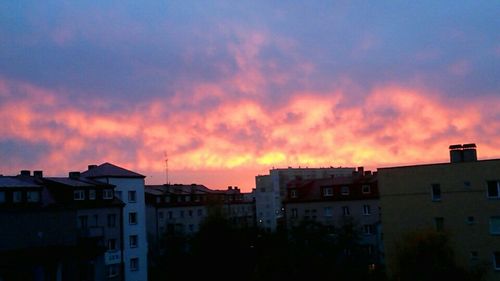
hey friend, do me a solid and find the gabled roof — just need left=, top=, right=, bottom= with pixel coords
left=0, top=176, right=41, bottom=188
left=81, top=162, right=145, bottom=178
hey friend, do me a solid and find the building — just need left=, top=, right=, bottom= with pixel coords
left=255, top=167, right=355, bottom=231
left=0, top=170, right=124, bottom=281
left=378, top=144, right=500, bottom=280
left=284, top=168, right=381, bottom=264
left=82, top=163, right=148, bottom=281
left=145, top=184, right=255, bottom=257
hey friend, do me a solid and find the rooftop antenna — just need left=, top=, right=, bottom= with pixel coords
left=164, top=150, right=169, bottom=185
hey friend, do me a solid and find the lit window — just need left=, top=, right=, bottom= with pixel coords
left=103, top=189, right=114, bottom=200
left=27, top=191, right=40, bottom=202
left=323, top=187, right=333, bottom=197
left=362, top=185, right=371, bottom=194
left=431, top=184, right=441, bottom=201
left=129, top=212, right=137, bottom=225
left=130, top=258, right=139, bottom=271
left=74, top=190, right=85, bottom=201
left=128, top=191, right=136, bottom=202
left=487, top=181, right=500, bottom=198
left=129, top=235, right=138, bottom=248
left=89, top=190, right=96, bottom=200
left=341, top=186, right=349, bottom=195
left=363, top=205, right=371, bottom=215
left=489, top=217, right=500, bottom=235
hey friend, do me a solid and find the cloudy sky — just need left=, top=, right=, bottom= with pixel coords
left=1, top=1, right=499, bottom=191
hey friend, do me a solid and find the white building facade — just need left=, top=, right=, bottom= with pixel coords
left=83, top=163, right=148, bottom=281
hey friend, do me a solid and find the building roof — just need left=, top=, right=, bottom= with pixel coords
left=0, top=176, right=41, bottom=188
left=145, top=184, right=216, bottom=195
left=44, top=177, right=112, bottom=188
left=377, top=158, right=500, bottom=171
left=81, top=162, right=145, bottom=178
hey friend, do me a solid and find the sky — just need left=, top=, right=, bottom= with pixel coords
left=1, top=1, right=499, bottom=191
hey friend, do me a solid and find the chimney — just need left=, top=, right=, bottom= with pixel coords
left=228, top=186, right=233, bottom=190
left=88, top=165, right=97, bottom=170
left=69, top=171, right=80, bottom=179
left=357, top=167, right=364, bottom=174
left=20, top=170, right=31, bottom=177
left=449, top=144, right=463, bottom=163
left=33, top=170, right=43, bottom=178
left=462, top=143, right=477, bottom=162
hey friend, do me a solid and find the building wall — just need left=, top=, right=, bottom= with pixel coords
left=105, top=177, right=148, bottom=281
left=378, top=159, right=500, bottom=281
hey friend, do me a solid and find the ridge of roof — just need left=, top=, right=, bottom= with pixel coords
left=81, top=162, right=145, bottom=178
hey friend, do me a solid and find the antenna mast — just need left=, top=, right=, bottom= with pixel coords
left=164, top=151, right=169, bottom=185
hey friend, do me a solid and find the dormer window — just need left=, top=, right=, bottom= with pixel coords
left=290, top=189, right=298, bottom=198
left=74, top=190, right=85, bottom=200
left=341, top=186, right=350, bottom=196
left=362, top=185, right=371, bottom=194
left=323, top=187, right=333, bottom=197
left=103, top=189, right=114, bottom=200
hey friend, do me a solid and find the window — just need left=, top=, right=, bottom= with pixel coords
left=107, top=239, right=117, bottom=251
left=431, top=184, right=441, bottom=201
left=290, top=189, right=298, bottom=198
left=159, top=211, right=164, bottom=220
left=13, top=191, right=22, bottom=203
left=0, top=191, right=5, bottom=203
left=189, top=210, right=193, bottom=217
left=435, top=217, right=444, bottom=231
left=341, top=186, right=350, bottom=195
left=93, top=214, right=98, bottom=226
left=180, top=210, right=184, bottom=218
left=466, top=216, right=475, bottom=225
left=107, top=214, right=116, bottom=227
left=362, top=185, right=371, bottom=194
left=494, top=252, right=500, bottom=270
left=342, top=206, right=350, bottom=216
left=489, top=217, right=500, bottom=235
left=168, top=211, right=173, bottom=219
left=470, top=251, right=478, bottom=260
left=324, top=207, right=333, bottom=217
left=128, top=191, right=137, bottom=202
left=129, top=212, right=137, bottom=225
left=464, top=181, right=471, bottom=188
left=323, top=187, right=333, bottom=197
left=115, top=191, right=122, bottom=200
left=130, top=258, right=139, bottom=271
left=363, top=205, right=371, bottom=215
left=363, top=224, right=374, bottom=235
left=78, top=215, right=88, bottom=229
left=189, top=224, right=194, bottom=232
left=73, top=190, right=85, bottom=201
left=107, top=264, right=119, bottom=278
left=103, top=189, right=114, bottom=200
left=291, top=208, right=298, bottom=218
left=89, top=190, right=96, bottom=200
left=27, top=191, right=40, bottom=202
left=487, top=181, right=500, bottom=198
left=197, top=209, right=203, bottom=216
left=130, top=235, right=138, bottom=248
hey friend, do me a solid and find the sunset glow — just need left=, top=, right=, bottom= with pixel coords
left=1, top=2, right=499, bottom=191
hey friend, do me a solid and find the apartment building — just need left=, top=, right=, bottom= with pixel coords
left=284, top=168, right=381, bottom=264
left=378, top=144, right=500, bottom=281
left=0, top=170, right=124, bottom=281
left=82, top=163, right=148, bottom=281
left=145, top=184, right=255, bottom=256
left=255, top=166, right=355, bottom=231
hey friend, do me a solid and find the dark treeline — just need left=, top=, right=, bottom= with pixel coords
left=149, top=208, right=484, bottom=281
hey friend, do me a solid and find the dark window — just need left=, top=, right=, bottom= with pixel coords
left=130, top=258, right=139, bottom=271
left=494, top=252, right=500, bottom=270
left=197, top=209, right=203, bottom=216
left=342, top=206, right=350, bottom=216
left=188, top=210, right=193, bottom=217
left=432, top=184, right=441, bottom=201
left=130, top=235, right=138, bottom=248
left=291, top=208, right=298, bottom=218
left=129, top=212, right=137, bottom=225
left=108, top=214, right=117, bottom=227
left=363, top=205, right=371, bottom=215
left=108, top=239, right=117, bottom=251
left=128, top=191, right=137, bottom=202
left=487, top=181, right=499, bottom=198
left=363, top=224, right=374, bottom=235
left=78, top=215, right=88, bottom=229
left=362, top=185, right=371, bottom=194
left=435, top=217, right=444, bottom=231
